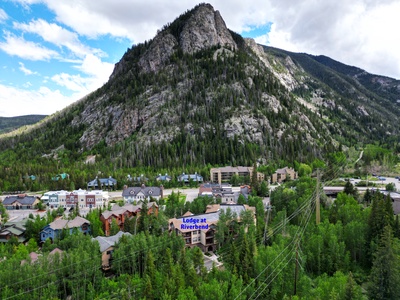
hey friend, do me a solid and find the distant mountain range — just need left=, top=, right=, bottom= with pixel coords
left=0, top=115, right=47, bottom=134
left=1, top=3, right=400, bottom=169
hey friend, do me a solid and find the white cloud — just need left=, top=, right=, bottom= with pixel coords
left=51, top=54, right=113, bottom=96
left=19, top=62, right=38, bottom=75
left=51, top=73, right=86, bottom=93
left=13, top=19, right=104, bottom=58
left=0, top=31, right=59, bottom=61
left=262, top=0, right=400, bottom=78
left=0, top=8, right=8, bottom=22
left=0, top=83, right=76, bottom=117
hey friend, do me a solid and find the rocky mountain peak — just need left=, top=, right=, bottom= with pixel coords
left=111, top=3, right=237, bottom=76
left=178, top=3, right=237, bottom=54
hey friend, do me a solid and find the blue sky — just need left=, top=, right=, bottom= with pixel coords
left=0, top=0, right=399, bottom=117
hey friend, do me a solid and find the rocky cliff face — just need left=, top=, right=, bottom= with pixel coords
left=113, top=3, right=237, bottom=76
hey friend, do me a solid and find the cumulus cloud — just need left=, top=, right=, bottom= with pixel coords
left=0, top=31, right=59, bottom=61
left=52, top=54, right=113, bottom=96
left=0, top=83, right=76, bottom=117
left=13, top=19, right=104, bottom=58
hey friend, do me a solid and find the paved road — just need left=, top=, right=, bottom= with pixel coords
left=349, top=176, right=400, bottom=190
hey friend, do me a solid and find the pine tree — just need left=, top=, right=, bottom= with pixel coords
left=368, top=226, right=400, bottom=299
left=251, top=162, right=259, bottom=196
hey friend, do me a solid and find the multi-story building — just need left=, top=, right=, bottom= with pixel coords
left=210, top=166, right=265, bottom=184
left=43, top=189, right=108, bottom=209
left=168, top=204, right=256, bottom=252
left=100, top=202, right=159, bottom=236
left=271, top=167, right=298, bottom=183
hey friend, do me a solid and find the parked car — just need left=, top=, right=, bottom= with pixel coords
left=377, top=176, right=386, bottom=181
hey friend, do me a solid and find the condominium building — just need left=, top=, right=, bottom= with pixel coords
left=210, top=166, right=265, bottom=184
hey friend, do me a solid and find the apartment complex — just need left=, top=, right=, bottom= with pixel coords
left=210, top=166, right=265, bottom=185
left=100, top=202, right=159, bottom=236
left=271, top=167, right=298, bottom=183
left=168, top=204, right=255, bottom=252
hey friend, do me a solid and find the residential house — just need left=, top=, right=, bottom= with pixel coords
left=210, top=166, right=265, bottom=185
left=87, top=176, right=117, bottom=190
left=2, top=194, right=40, bottom=210
left=271, top=167, right=298, bottom=183
left=100, top=202, right=159, bottom=236
left=169, top=203, right=256, bottom=252
left=122, top=185, right=163, bottom=203
left=0, top=219, right=27, bottom=243
left=198, top=184, right=252, bottom=203
left=177, top=173, right=203, bottom=184
left=155, top=174, right=172, bottom=182
left=127, top=174, right=149, bottom=184
left=92, top=231, right=132, bottom=269
left=40, top=216, right=91, bottom=242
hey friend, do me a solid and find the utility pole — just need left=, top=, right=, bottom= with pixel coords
left=263, top=204, right=271, bottom=244
left=293, top=241, right=299, bottom=296
left=316, top=169, right=320, bottom=225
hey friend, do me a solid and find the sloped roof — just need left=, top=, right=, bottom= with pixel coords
left=122, top=186, right=162, bottom=198
left=93, top=231, right=132, bottom=252
left=155, top=174, right=172, bottom=181
left=87, top=177, right=117, bottom=186
left=2, top=195, right=37, bottom=205
left=275, top=167, right=295, bottom=174
left=48, top=216, right=90, bottom=230
left=101, top=202, right=158, bottom=219
left=177, top=173, right=203, bottom=182
left=49, top=248, right=63, bottom=255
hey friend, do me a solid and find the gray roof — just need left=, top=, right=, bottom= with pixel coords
left=2, top=195, right=37, bottom=205
left=155, top=174, right=172, bottom=181
left=122, top=186, right=162, bottom=198
left=88, top=177, right=117, bottom=187
left=93, top=231, right=132, bottom=252
left=48, top=216, right=90, bottom=230
left=177, top=173, right=203, bottom=182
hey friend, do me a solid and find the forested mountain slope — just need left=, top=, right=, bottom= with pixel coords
left=0, top=115, right=46, bottom=134
left=0, top=3, right=399, bottom=173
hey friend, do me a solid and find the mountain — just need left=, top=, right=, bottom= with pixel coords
left=0, top=115, right=47, bottom=134
left=1, top=3, right=400, bottom=173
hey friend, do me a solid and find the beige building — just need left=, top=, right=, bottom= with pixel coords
left=210, top=166, right=264, bottom=184
left=271, top=167, right=298, bottom=183
left=169, top=204, right=256, bottom=252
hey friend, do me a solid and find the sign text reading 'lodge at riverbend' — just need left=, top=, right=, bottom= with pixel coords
left=180, top=217, right=209, bottom=230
